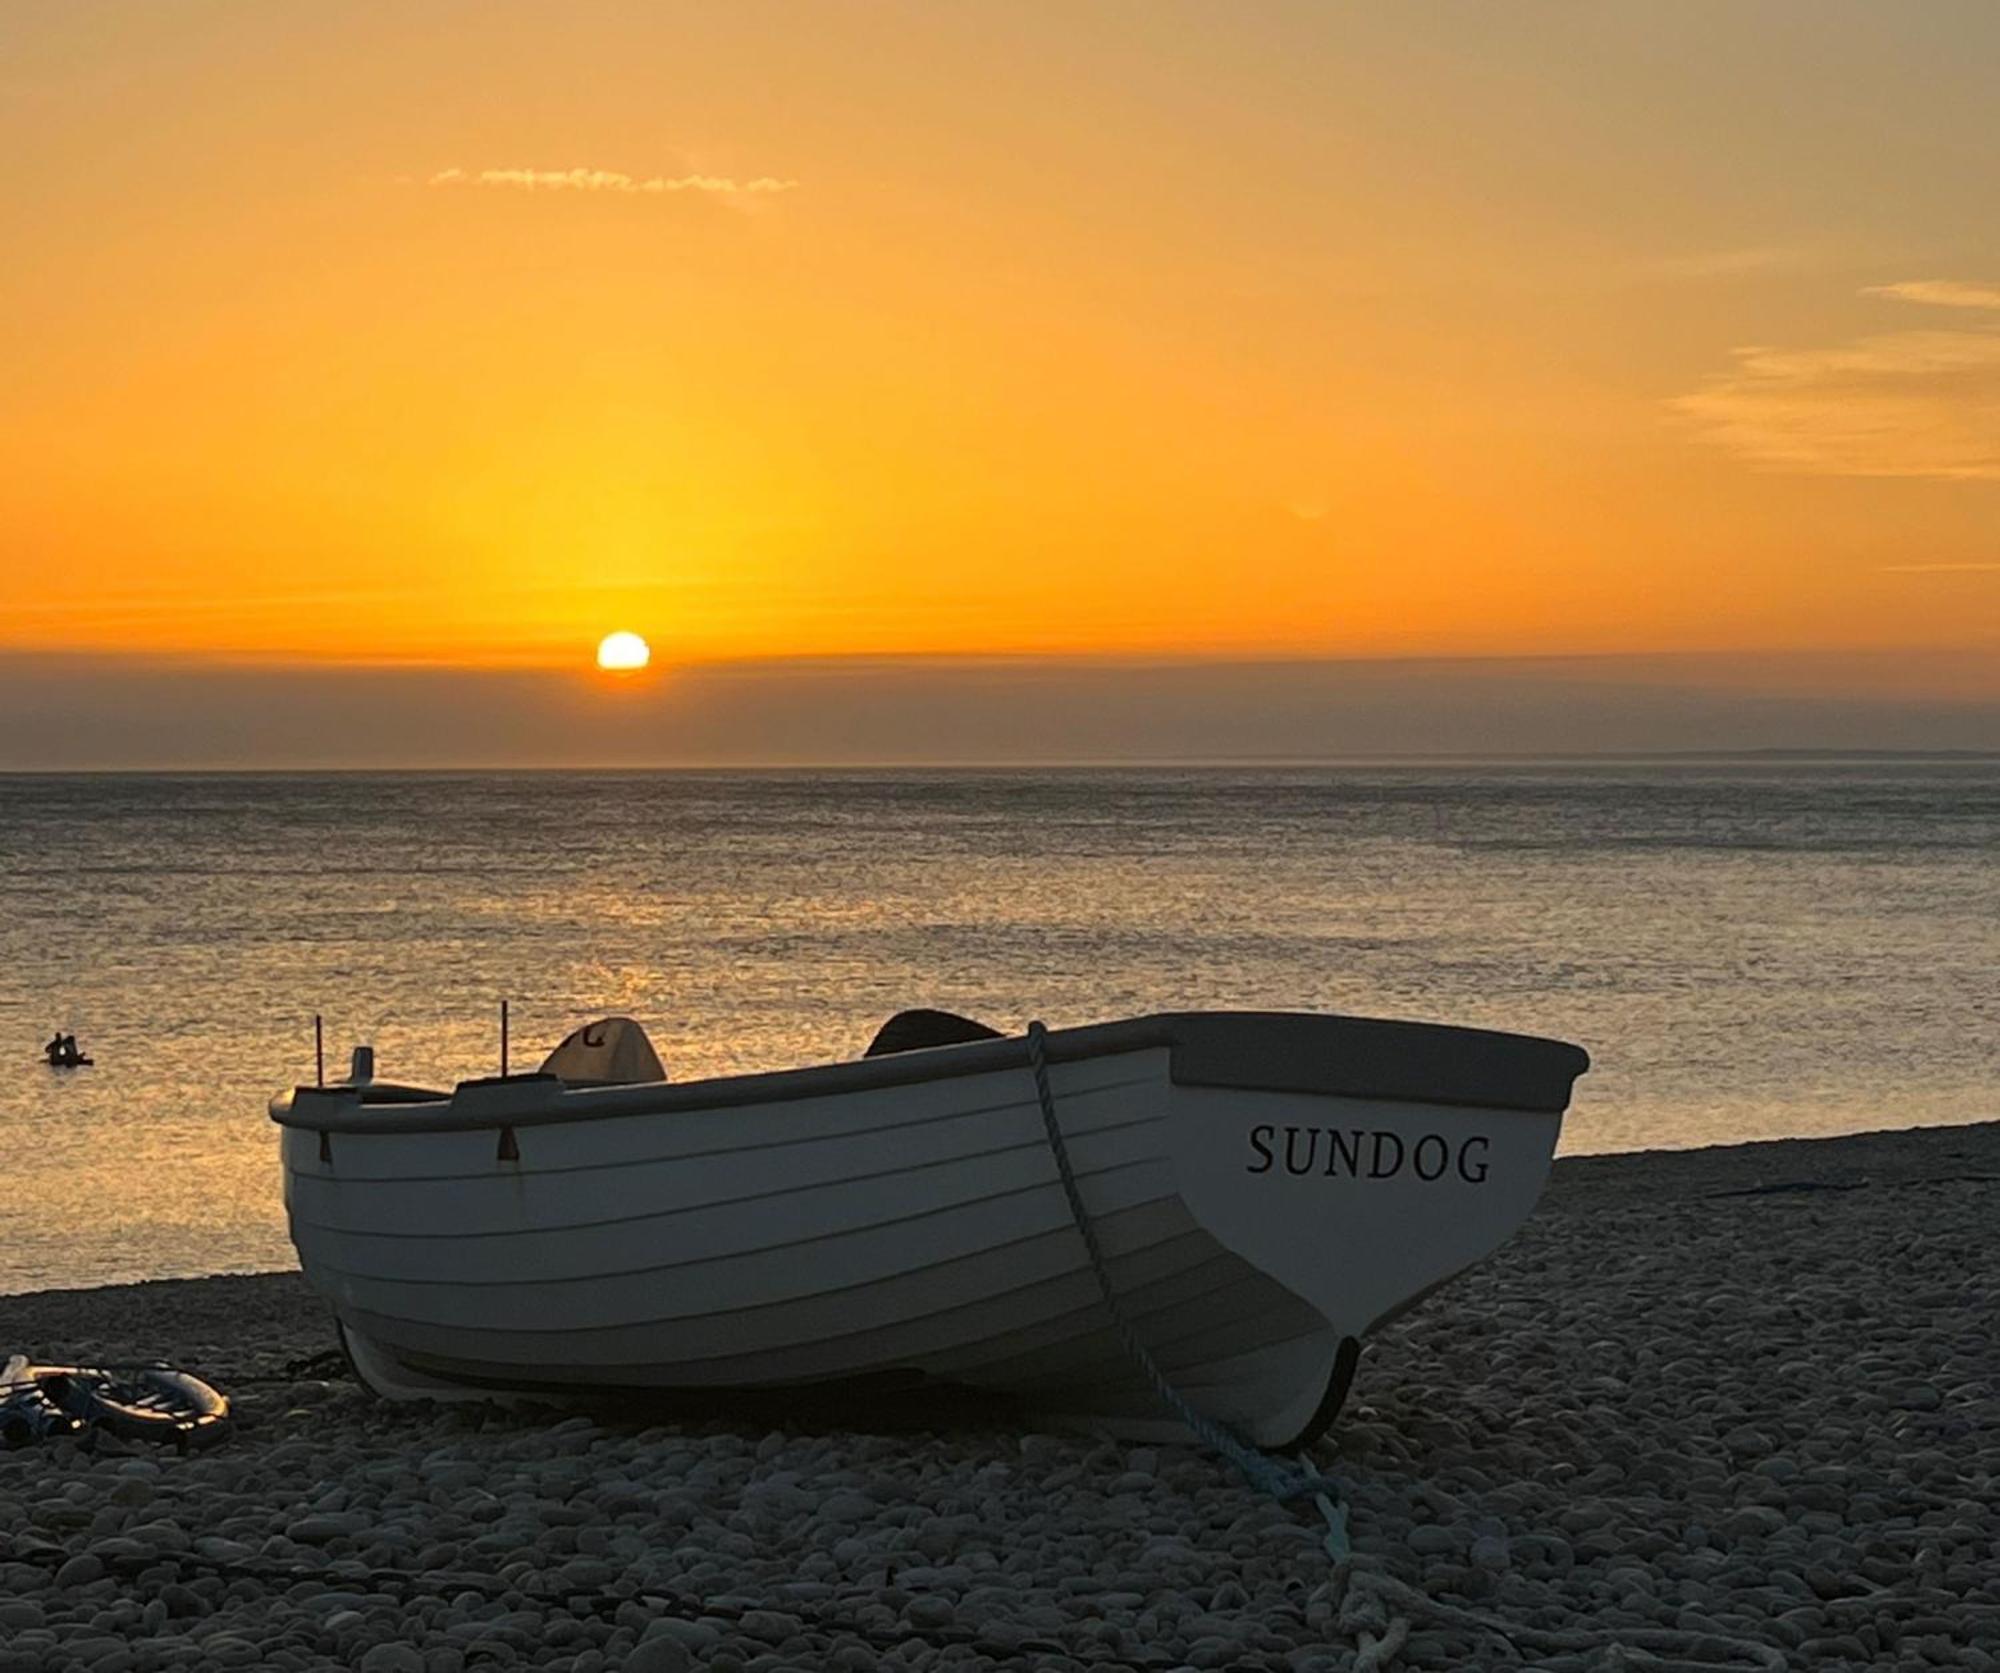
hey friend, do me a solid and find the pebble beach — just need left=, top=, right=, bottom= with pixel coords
left=4, top=1119, right=1997, bottom=1673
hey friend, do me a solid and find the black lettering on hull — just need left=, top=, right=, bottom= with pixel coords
left=1244, top=1124, right=1494, bottom=1184
left=1367, top=1131, right=1404, bottom=1178
left=1458, top=1135, right=1490, bottom=1183
left=1326, top=1128, right=1362, bottom=1177
left=1246, top=1124, right=1275, bottom=1173
left=1283, top=1127, right=1321, bottom=1175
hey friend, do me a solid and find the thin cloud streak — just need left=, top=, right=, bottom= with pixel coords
left=1863, top=279, right=2000, bottom=311
left=1644, top=246, right=1808, bottom=281
left=427, top=167, right=798, bottom=196
left=1674, top=279, right=2000, bottom=481
left=1879, top=562, right=2000, bottom=573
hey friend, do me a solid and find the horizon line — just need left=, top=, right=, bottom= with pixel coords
left=4, top=747, right=1997, bottom=776
left=6, top=642, right=1999, bottom=676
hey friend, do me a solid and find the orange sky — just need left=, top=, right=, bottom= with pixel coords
left=3, top=2, right=1997, bottom=684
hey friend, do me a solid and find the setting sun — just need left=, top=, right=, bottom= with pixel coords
left=595, top=631, right=651, bottom=673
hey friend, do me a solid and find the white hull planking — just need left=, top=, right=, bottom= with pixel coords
left=279, top=1023, right=1569, bottom=1446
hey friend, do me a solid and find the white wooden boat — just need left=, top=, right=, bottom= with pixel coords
left=272, top=1011, right=1587, bottom=1446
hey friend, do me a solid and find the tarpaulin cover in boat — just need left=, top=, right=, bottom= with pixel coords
left=864, top=1009, right=1004, bottom=1057
left=539, top=1017, right=666, bottom=1085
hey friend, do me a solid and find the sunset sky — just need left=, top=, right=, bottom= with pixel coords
left=3, top=2, right=1996, bottom=762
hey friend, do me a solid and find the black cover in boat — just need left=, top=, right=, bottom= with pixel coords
left=864, top=1009, right=1005, bottom=1057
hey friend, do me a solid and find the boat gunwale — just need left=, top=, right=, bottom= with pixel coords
left=271, top=1010, right=1589, bottom=1135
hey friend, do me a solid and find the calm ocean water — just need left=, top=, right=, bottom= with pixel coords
left=1, top=764, right=1994, bottom=1296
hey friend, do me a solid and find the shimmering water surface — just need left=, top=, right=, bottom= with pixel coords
left=1, top=765, right=1994, bottom=1295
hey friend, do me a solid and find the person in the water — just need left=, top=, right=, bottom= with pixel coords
left=45, top=1032, right=85, bottom=1067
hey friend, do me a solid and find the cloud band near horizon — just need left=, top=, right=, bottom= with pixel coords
left=427, top=167, right=798, bottom=196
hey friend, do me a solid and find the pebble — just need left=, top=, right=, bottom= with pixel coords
left=1407, top=1525, right=1459, bottom=1556
left=1724, top=1505, right=1787, bottom=1540
left=54, top=1554, right=106, bottom=1588
left=621, top=1641, right=690, bottom=1673
left=641, top=1619, right=721, bottom=1654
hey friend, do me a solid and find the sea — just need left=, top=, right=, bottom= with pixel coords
left=1, top=763, right=1994, bottom=1296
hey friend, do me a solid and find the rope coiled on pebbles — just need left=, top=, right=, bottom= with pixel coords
left=1334, top=1562, right=1789, bottom=1673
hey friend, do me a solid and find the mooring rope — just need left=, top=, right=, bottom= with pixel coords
left=1023, top=1020, right=1347, bottom=1523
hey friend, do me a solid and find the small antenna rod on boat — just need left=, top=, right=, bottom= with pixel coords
left=500, top=999, right=510, bottom=1078
left=314, top=1014, right=324, bottom=1088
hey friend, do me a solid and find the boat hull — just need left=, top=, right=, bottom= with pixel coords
left=275, top=1013, right=1583, bottom=1445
